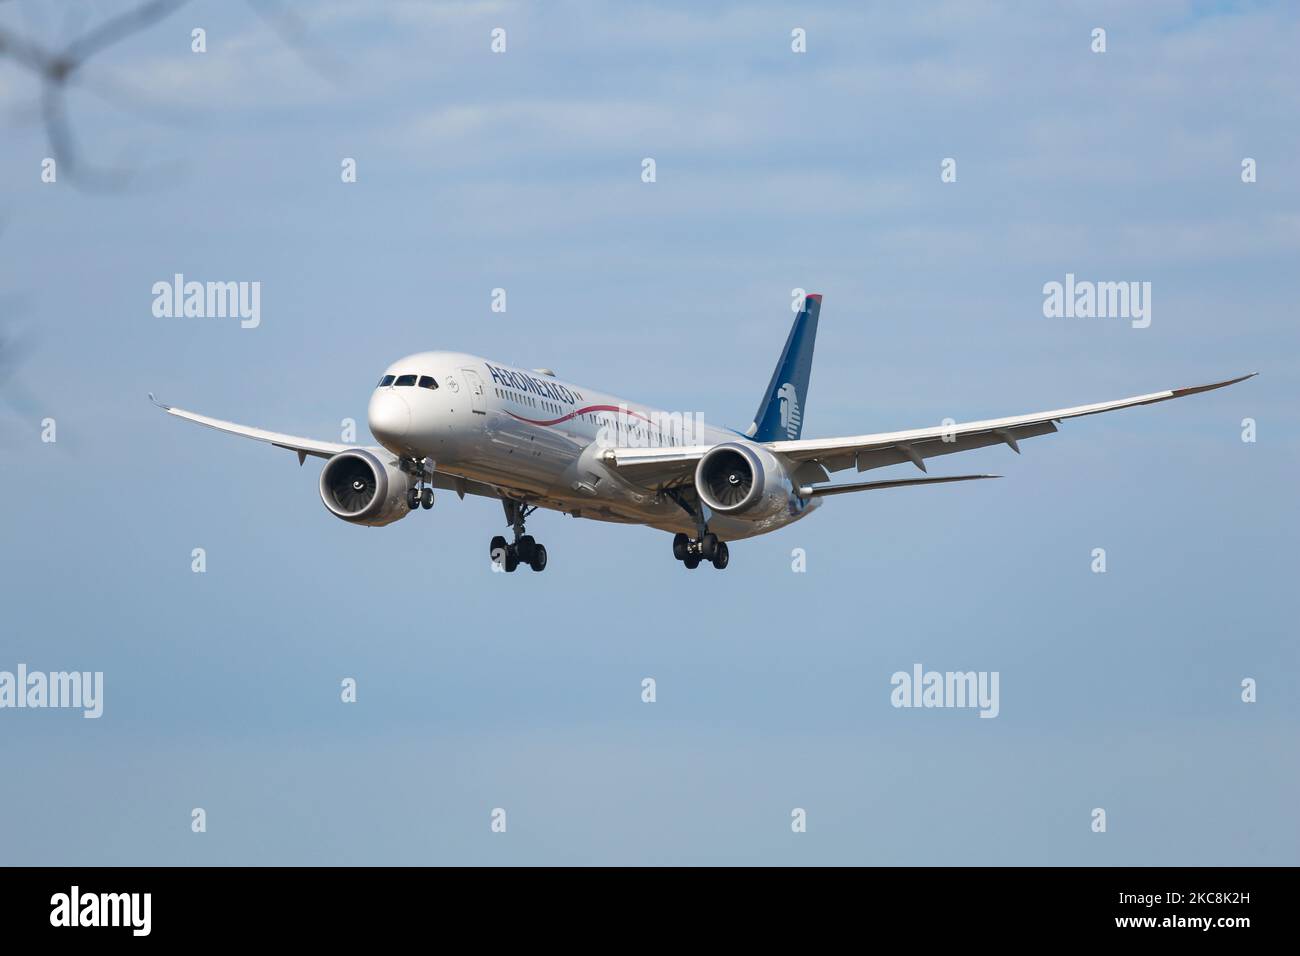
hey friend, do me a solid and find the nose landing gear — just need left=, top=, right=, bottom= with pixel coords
left=404, top=459, right=436, bottom=511
left=491, top=499, right=548, bottom=572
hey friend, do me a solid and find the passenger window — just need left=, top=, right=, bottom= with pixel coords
left=394, top=374, right=417, bottom=387
left=378, top=375, right=396, bottom=387
left=418, top=376, right=438, bottom=390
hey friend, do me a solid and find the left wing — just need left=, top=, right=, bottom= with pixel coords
left=150, top=393, right=348, bottom=462
left=151, top=394, right=504, bottom=502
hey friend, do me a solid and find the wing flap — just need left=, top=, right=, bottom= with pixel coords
left=854, top=420, right=1058, bottom=472
left=426, top=471, right=501, bottom=501
left=601, top=445, right=710, bottom=488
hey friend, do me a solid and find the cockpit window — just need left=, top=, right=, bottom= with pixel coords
left=394, top=374, right=417, bottom=387
left=378, top=375, right=396, bottom=387
left=418, top=375, right=438, bottom=390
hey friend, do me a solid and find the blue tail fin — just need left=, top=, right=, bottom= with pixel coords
left=747, top=293, right=821, bottom=442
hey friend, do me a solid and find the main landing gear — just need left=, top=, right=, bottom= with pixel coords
left=662, top=488, right=729, bottom=570
left=672, top=531, right=729, bottom=570
left=491, top=499, right=548, bottom=573
left=406, top=486, right=434, bottom=510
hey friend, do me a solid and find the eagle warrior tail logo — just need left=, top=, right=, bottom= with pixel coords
left=777, top=382, right=801, bottom=439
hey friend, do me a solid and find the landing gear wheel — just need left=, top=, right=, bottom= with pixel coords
left=406, top=488, right=420, bottom=510
left=529, top=543, right=548, bottom=572
left=496, top=499, right=543, bottom=575
left=711, top=541, right=729, bottom=569
left=421, top=487, right=434, bottom=509
left=700, top=533, right=719, bottom=560
left=683, top=554, right=701, bottom=570
left=672, top=533, right=689, bottom=561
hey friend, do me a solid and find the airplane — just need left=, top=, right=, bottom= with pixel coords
left=150, top=294, right=1254, bottom=572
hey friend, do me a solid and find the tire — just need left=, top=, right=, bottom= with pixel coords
left=683, top=555, right=701, bottom=570
left=490, top=536, right=508, bottom=569
left=672, top=533, right=689, bottom=561
left=712, top=541, right=729, bottom=569
left=406, top=488, right=420, bottom=510
left=701, top=533, right=719, bottom=560
left=504, top=546, right=520, bottom=573
left=421, top=488, right=434, bottom=509
left=517, top=535, right=536, bottom=562
left=530, top=543, right=548, bottom=572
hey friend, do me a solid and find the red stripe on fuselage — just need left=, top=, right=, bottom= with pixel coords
left=504, top=403, right=655, bottom=428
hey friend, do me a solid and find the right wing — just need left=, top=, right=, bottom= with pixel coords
left=599, top=445, right=714, bottom=489
left=765, top=373, right=1256, bottom=474
left=600, top=373, right=1254, bottom=491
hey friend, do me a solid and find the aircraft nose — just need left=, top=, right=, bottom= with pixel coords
left=368, top=390, right=410, bottom=448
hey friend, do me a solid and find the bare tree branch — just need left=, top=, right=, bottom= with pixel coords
left=0, top=0, right=194, bottom=187
left=245, top=0, right=342, bottom=81
left=2, top=0, right=337, bottom=189
left=63, top=0, right=192, bottom=70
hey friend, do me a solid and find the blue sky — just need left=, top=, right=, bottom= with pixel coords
left=1, top=0, right=1296, bottom=865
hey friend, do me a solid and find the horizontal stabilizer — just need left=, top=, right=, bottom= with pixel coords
left=798, top=474, right=999, bottom=498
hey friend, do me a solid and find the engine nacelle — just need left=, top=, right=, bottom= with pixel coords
left=319, top=449, right=414, bottom=527
left=694, top=442, right=791, bottom=520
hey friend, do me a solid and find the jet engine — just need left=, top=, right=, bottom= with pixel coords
left=319, top=449, right=415, bottom=526
left=693, top=442, right=791, bottom=519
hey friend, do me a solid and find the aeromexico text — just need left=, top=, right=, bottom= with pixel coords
left=485, top=363, right=585, bottom=404
left=485, top=363, right=706, bottom=447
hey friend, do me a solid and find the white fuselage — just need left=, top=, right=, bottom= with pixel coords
left=366, top=351, right=820, bottom=540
